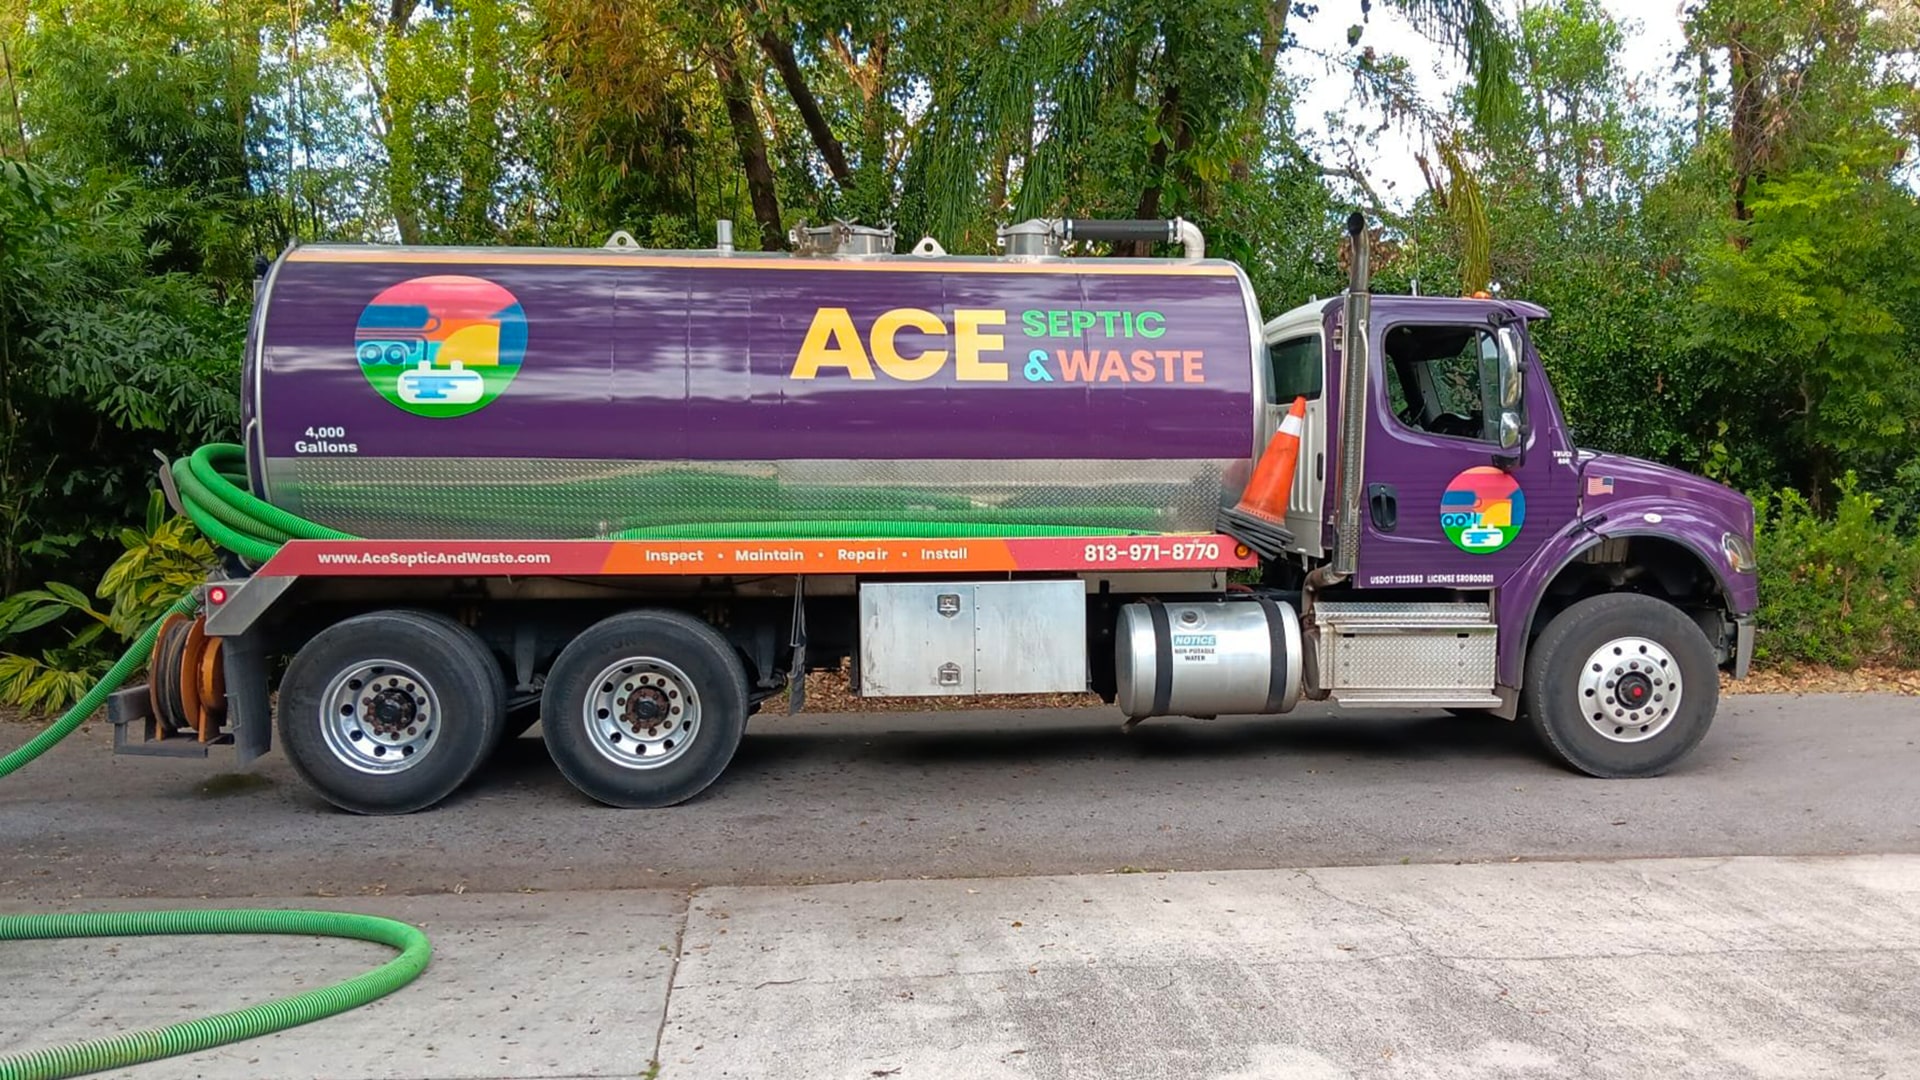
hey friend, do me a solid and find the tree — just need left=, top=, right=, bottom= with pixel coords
left=1692, top=163, right=1920, bottom=500
left=1682, top=0, right=1920, bottom=499
left=14, top=0, right=275, bottom=280
left=745, top=0, right=853, bottom=190
left=0, top=161, right=239, bottom=597
left=1494, top=0, right=1644, bottom=202
left=1684, top=0, right=1920, bottom=226
left=709, top=19, right=787, bottom=249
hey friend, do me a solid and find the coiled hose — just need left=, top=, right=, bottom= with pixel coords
left=1, top=445, right=379, bottom=1077
left=0, top=910, right=430, bottom=1080
left=4, top=441, right=1165, bottom=1077
left=0, top=584, right=432, bottom=1080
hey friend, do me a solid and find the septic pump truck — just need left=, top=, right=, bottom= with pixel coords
left=117, top=214, right=1757, bottom=813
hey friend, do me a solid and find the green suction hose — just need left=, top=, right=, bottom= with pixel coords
left=0, top=909, right=430, bottom=1080
left=10, top=442, right=1151, bottom=780
left=171, top=443, right=353, bottom=563
left=609, top=517, right=1137, bottom=539
left=0, top=594, right=200, bottom=781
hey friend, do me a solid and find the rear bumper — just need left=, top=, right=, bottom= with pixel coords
left=1732, top=616, right=1755, bottom=680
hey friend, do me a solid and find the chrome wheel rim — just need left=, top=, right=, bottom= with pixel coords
left=1578, top=636, right=1682, bottom=743
left=321, top=659, right=440, bottom=774
left=582, top=657, right=701, bottom=770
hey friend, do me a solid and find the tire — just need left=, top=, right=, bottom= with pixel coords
left=540, top=610, right=748, bottom=808
left=1522, top=593, right=1718, bottom=778
left=277, top=610, right=505, bottom=814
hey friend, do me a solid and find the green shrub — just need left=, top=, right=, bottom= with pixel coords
left=0, top=493, right=215, bottom=715
left=1754, top=475, right=1920, bottom=669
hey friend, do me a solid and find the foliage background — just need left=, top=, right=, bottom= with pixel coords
left=0, top=0, right=1916, bottom=706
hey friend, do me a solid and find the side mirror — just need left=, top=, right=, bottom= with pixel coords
left=1496, top=326, right=1524, bottom=408
left=1493, top=325, right=1528, bottom=458
left=1498, top=411, right=1522, bottom=449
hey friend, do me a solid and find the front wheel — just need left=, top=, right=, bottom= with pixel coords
left=1522, top=593, right=1719, bottom=778
left=540, top=610, right=748, bottom=808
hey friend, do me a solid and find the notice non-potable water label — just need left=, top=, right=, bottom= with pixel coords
left=1172, top=633, right=1218, bottom=664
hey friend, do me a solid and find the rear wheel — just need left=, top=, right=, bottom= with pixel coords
left=1523, top=593, right=1718, bottom=778
left=277, top=610, right=505, bottom=813
left=540, top=610, right=748, bottom=808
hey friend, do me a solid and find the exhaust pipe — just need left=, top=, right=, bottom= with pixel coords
left=1331, top=211, right=1371, bottom=580
left=1299, top=211, right=1374, bottom=697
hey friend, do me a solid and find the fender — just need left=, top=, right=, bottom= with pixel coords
left=1498, top=496, right=1752, bottom=688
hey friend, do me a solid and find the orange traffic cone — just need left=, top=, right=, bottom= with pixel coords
left=1218, top=395, right=1306, bottom=558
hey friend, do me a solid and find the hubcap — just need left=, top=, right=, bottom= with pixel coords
left=321, top=660, right=440, bottom=774
left=582, top=657, right=701, bottom=770
left=1577, top=636, right=1684, bottom=743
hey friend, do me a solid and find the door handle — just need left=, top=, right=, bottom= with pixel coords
left=1368, top=483, right=1398, bottom=531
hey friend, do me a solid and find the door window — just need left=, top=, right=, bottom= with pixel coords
left=1381, top=324, right=1504, bottom=442
left=1266, top=334, right=1323, bottom=403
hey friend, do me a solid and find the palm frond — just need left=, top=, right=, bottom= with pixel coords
left=1384, top=0, right=1519, bottom=128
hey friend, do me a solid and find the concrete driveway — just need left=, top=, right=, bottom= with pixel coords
left=6, top=857, right=1918, bottom=1079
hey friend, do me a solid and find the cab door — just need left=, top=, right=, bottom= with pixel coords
left=1353, top=312, right=1577, bottom=591
left=1262, top=328, right=1329, bottom=557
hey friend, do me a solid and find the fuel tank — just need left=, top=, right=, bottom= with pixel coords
left=245, top=243, right=1265, bottom=539
left=1115, top=598, right=1303, bottom=718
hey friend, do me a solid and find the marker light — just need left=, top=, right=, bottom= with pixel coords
left=1720, top=533, right=1757, bottom=574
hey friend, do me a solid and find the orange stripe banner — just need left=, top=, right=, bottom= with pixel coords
left=256, top=535, right=1256, bottom=578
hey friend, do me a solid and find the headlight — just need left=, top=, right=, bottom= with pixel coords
left=1722, top=532, right=1757, bottom=574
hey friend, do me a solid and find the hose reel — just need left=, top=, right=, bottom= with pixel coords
left=147, top=612, right=226, bottom=743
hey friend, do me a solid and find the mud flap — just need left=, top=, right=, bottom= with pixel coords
left=224, top=630, right=274, bottom=765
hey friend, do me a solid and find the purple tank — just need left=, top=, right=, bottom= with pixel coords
left=246, top=245, right=1265, bottom=539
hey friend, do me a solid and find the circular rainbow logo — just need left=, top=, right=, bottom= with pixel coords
left=355, top=275, right=527, bottom=417
left=1439, top=466, right=1526, bottom=554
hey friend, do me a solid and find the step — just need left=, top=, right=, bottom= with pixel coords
left=1312, top=600, right=1494, bottom=630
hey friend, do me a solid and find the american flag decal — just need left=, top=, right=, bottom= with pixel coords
left=1587, top=475, right=1615, bottom=496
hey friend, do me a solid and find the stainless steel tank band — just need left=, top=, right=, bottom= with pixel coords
left=1256, top=597, right=1289, bottom=714
left=1146, top=599, right=1174, bottom=717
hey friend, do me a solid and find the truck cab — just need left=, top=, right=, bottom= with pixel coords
left=1252, top=261, right=1756, bottom=776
